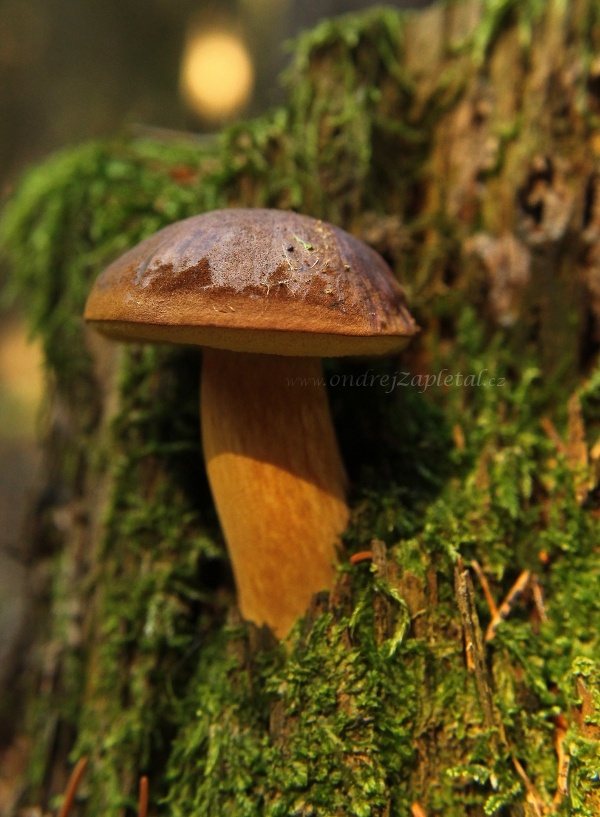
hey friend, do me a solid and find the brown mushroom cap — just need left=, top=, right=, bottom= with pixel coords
left=84, top=209, right=417, bottom=356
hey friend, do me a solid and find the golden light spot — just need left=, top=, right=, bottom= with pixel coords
left=180, top=29, right=254, bottom=121
left=0, top=320, right=44, bottom=437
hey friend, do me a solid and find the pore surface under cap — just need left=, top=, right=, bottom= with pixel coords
left=84, top=208, right=418, bottom=356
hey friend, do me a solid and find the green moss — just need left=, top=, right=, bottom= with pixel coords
left=68, top=343, right=229, bottom=813
left=471, top=0, right=547, bottom=63
left=567, top=659, right=600, bottom=814
left=0, top=140, right=222, bottom=382
left=134, top=309, right=600, bottom=815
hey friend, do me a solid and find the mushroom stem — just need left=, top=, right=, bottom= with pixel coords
left=201, top=348, right=349, bottom=637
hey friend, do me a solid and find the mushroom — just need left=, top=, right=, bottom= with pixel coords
left=84, top=209, right=417, bottom=637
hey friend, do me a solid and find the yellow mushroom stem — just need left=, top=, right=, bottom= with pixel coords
left=201, top=348, right=349, bottom=638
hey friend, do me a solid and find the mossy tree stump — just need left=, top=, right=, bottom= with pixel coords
left=2, top=1, right=600, bottom=814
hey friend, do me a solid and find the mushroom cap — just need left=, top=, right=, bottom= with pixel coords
left=84, top=208, right=418, bottom=356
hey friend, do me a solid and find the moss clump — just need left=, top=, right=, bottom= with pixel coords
left=70, top=344, right=226, bottom=813
left=567, top=658, right=600, bottom=813
left=0, top=140, right=223, bottom=385
left=158, top=309, right=600, bottom=815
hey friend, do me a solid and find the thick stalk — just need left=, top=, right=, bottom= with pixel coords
left=201, top=349, right=349, bottom=637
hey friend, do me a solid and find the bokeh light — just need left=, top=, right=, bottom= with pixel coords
left=180, top=29, right=254, bottom=122
left=0, top=320, right=43, bottom=438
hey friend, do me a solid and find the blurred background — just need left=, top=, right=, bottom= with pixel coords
left=0, top=0, right=432, bottom=748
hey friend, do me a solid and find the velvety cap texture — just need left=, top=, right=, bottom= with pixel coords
left=84, top=208, right=418, bottom=356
